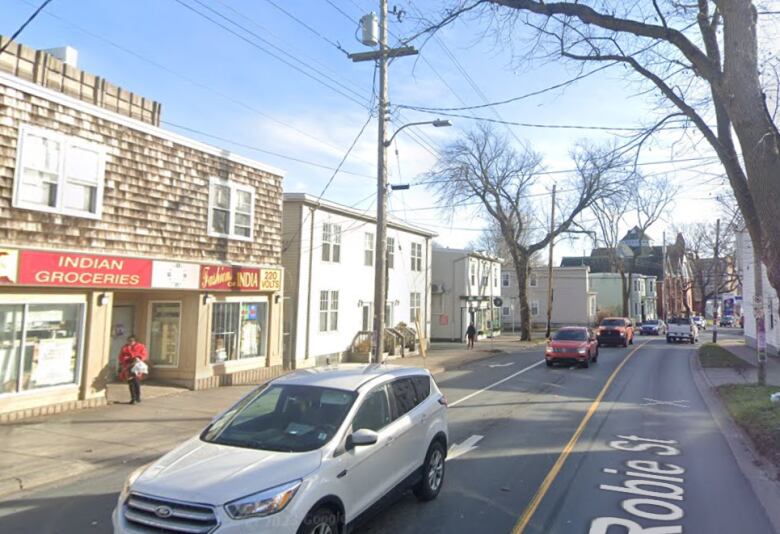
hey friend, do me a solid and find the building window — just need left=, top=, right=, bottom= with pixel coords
left=493, top=267, right=498, bottom=287
left=502, top=306, right=510, bottom=316
left=531, top=300, right=540, bottom=316
left=410, top=292, right=421, bottom=324
left=529, top=274, right=538, bottom=287
left=210, top=301, right=269, bottom=363
left=364, top=232, right=374, bottom=266
left=470, top=263, right=476, bottom=286
left=148, top=302, right=181, bottom=367
left=322, top=223, right=342, bottom=263
left=385, top=303, right=394, bottom=328
left=319, top=291, right=339, bottom=332
left=387, top=237, right=395, bottom=269
left=208, top=178, right=255, bottom=240
left=14, top=124, right=106, bottom=219
left=502, top=272, right=510, bottom=288
left=411, top=243, right=423, bottom=272
left=0, top=302, right=84, bottom=394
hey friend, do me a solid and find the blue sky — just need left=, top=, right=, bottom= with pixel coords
left=3, top=0, right=729, bottom=259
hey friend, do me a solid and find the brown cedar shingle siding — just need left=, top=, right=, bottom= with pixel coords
left=0, top=83, right=283, bottom=265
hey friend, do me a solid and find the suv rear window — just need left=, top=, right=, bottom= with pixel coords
left=601, top=319, right=625, bottom=326
left=669, top=317, right=692, bottom=325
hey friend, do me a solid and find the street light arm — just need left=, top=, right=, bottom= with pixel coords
left=384, top=119, right=451, bottom=147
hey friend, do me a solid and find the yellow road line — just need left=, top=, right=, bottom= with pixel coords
left=511, top=342, right=646, bottom=534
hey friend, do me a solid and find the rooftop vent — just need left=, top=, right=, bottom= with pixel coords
left=42, top=45, right=78, bottom=67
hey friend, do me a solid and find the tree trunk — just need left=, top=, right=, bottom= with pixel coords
left=514, top=253, right=532, bottom=340
left=619, top=267, right=629, bottom=317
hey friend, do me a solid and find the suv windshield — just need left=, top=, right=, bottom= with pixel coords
left=642, top=320, right=659, bottom=326
left=202, top=384, right=356, bottom=452
left=553, top=329, right=588, bottom=341
left=601, top=319, right=625, bottom=327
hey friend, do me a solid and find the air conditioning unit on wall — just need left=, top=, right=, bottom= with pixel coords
left=431, top=283, right=445, bottom=294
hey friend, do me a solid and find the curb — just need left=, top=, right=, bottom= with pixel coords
left=690, top=351, right=780, bottom=533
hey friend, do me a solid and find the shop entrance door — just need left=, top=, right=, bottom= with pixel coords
left=110, top=305, right=135, bottom=374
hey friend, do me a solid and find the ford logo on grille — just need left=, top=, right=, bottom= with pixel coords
left=154, top=506, right=173, bottom=519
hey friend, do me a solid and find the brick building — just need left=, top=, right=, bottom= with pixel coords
left=0, top=37, right=285, bottom=418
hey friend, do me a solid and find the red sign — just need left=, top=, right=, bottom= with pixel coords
left=200, top=265, right=261, bottom=291
left=18, top=251, right=152, bottom=288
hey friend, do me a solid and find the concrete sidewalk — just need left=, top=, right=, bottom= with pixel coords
left=0, top=337, right=543, bottom=499
left=703, top=337, right=780, bottom=387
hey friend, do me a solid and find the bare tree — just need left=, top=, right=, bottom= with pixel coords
left=427, top=124, right=626, bottom=339
left=420, top=1, right=780, bottom=340
left=679, top=221, right=740, bottom=314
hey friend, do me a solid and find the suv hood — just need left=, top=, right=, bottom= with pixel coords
left=132, top=437, right=322, bottom=504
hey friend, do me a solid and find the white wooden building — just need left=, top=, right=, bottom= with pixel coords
left=282, top=193, right=435, bottom=368
left=430, top=248, right=502, bottom=341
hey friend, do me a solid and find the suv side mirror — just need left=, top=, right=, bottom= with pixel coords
left=348, top=428, right=379, bottom=449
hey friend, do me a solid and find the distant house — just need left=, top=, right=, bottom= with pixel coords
left=282, top=193, right=436, bottom=367
left=589, top=273, right=658, bottom=323
left=561, top=227, right=692, bottom=318
left=500, top=266, right=596, bottom=329
left=430, top=248, right=502, bottom=341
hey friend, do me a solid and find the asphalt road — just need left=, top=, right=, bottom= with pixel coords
left=0, top=333, right=775, bottom=534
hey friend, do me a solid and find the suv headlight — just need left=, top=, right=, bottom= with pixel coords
left=577, top=347, right=588, bottom=354
left=119, top=463, right=151, bottom=503
left=225, top=480, right=302, bottom=520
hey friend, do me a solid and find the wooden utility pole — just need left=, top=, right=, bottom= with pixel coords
left=349, top=1, right=417, bottom=363
left=545, top=184, right=556, bottom=339
left=712, top=218, right=720, bottom=343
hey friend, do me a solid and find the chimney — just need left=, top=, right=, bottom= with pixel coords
left=42, top=45, right=78, bottom=67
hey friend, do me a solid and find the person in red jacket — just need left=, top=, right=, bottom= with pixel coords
left=118, top=335, right=148, bottom=404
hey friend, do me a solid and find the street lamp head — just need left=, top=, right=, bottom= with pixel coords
left=432, top=119, right=452, bottom=128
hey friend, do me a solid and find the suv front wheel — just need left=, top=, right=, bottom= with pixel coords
left=414, top=441, right=446, bottom=501
left=298, top=506, right=339, bottom=534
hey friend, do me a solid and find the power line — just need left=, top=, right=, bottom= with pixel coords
left=171, top=0, right=370, bottom=109
left=0, top=0, right=54, bottom=55
left=19, top=0, right=378, bottom=167
left=162, top=120, right=376, bottom=179
left=282, top=113, right=374, bottom=253
left=259, top=0, right=348, bottom=55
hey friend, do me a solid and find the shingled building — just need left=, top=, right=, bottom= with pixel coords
left=0, top=37, right=285, bottom=419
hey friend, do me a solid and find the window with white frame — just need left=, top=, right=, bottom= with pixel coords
left=493, top=267, right=499, bottom=287
left=411, top=242, right=423, bottom=272
left=208, top=178, right=255, bottom=240
left=387, top=237, right=395, bottom=269
left=502, top=272, right=510, bottom=287
left=529, top=273, right=538, bottom=287
left=319, top=290, right=339, bottom=332
left=364, top=232, right=374, bottom=266
left=502, top=306, right=510, bottom=316
left=531, top=300, right=540, bottom=316
left=470, top=263, right=476, bottom=285
left=321, top=223, right=342, bottom=263
left=409, top=292, right=421, bottom=323
left=14, top=124, right=106, bottom=219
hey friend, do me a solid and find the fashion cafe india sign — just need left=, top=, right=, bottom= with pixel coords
left=199, top=265, right=282, bottom=291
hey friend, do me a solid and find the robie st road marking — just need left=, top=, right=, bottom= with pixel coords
left=511, top=342, right=647, bottom=534
left=590, top=436, right=686, bottom=533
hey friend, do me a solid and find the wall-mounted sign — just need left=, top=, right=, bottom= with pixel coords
left=439, top=314, right=449, bottom=326
left=152, top=260, right=200, bottom=289
left=200, top=265, right=261, bottom=291
left=0, top=249, right=18, bottom=284
left=18, top=251, right=152, bottom=288
left=259, top=268, right=282, bottom=291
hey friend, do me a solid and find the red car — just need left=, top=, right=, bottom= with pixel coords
left=597, top=317, right=634, bottom=347
left=545, top=327, right=599, bottom=368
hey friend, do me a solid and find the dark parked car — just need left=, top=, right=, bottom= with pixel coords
left=720, top=315, right=736, bottom=327
left=640, top=319, right=666, bottom=336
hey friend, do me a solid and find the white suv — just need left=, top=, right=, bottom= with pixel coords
left=113, top=364, right=448, bottom=534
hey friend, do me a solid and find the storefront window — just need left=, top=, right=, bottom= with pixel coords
left=210, top=301, right=268, bottom=363
left=149, top=302, right=181, bottom=367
